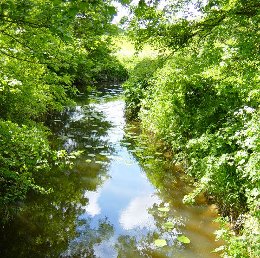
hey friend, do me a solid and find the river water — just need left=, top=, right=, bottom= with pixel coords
left=0, top=85, right=222, bottom=258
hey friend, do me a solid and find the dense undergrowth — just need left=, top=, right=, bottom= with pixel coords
left=0, top=0, right=127, bottom=215
left=122, top=0, right=259, bottom=257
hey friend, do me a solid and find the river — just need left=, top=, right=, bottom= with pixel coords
left=0, top=84, right=222, bottom=258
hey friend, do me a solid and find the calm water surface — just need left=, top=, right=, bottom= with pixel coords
left=0, top=85, right=222, bottom=258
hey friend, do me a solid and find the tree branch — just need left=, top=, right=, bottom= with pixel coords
left=0, top=48, right=46, bottom=64
left=0, top=15, right=50, bottom=29
left=0, top=30, right=35, bottom=52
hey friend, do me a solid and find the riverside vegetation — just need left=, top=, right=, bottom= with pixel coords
left=121, top=0, right=259, bottom=257
left=0, top=0, right=259, bottom=257
left=0, top=0, right=127, bottom=215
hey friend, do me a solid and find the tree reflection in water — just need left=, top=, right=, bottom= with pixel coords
left=0, top=86, right=221, bottom=258
left=0, top=95, right=114, bottom=258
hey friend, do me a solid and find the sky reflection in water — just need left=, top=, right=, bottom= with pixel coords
left=0, top=86, right=222, bottom=258
left=62, top=87, right=221, bottom=258
left=71, top=97, right=162, bottom=256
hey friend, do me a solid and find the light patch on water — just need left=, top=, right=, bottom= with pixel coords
left=82, top=191, right=101, bottom=217
left=70, top=106, right=85, bottom=122
left=63, top=138, right=77, bottom=151
left=91, top=100, right=125, bottom=144
left=119, top=194, right=161, bottom=230
left=93, top=239, right=117, bottom=258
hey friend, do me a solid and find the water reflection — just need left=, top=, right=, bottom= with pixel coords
left=119, top=195, right=160, bottom=230
left=62, top=217, right=114, bottom=258
left=0, top=85, right=222, bottom=258
left=121, top=123, right=222, bottom=257
left=83, top=191, right=102, bottom=217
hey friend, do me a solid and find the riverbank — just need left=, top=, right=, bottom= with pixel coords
left=120, top=32, right=259, bottom=257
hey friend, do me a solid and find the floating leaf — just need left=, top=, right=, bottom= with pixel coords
left=177, top=235, right=190, bottom=244
left=123, top=142, right=132, bottom=146
left=95, top=160, right=105, bottom=164
left=154, top=239, right=167, bottom=247
left=213, top=245, right=225, bottom=253
left=164, top=221, right=175, bottom=229
left=96, top=145, right=105, bottom=149
left=144, top=156, right=153, bottom=159
left=158, top=207, right=170, bottom=212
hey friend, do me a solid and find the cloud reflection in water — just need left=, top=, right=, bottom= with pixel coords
left=119, top=194, right=160, bottom=230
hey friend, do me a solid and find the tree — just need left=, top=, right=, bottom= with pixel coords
left=0, top=0, right=124, bottom=208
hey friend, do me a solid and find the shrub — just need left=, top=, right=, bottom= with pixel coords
left=0, top=120, right=53, bottom=206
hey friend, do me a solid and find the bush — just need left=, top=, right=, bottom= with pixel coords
left=123, top=3, right=260, bottom=256
left=123, top=57, right=163, bottom=119
left=0, top=120, right=52, bottom=206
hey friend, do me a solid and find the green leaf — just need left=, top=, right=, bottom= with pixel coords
left=163, top=221, right=175, bottom=229
left=154, top=239, right=167, bottom=247
left=119, top=0, right=131, bottom=4
left=177, top=235, right=190, bottom=244
left=107, top=6, right=117, bottom=16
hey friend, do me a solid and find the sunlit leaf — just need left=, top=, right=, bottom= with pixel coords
left=154, top=239, right=167, bottom=247
left=100, top=152, right=110, bottom=156
left=164, top=221, right=175, bottom=229
left=177, top=235, right=190, bottom=244
left=144, top=156, right=153, bottom=159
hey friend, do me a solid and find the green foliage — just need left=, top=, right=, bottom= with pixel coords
left=0, top=120, right=52, bottom=205
left=123, top=0, right=260, bottom=257
left=0, top=118, right=83, bottom=215
left=123, top=56, right=163, bottom=119
left=177, top=235, right=190, bottom=244
left=0, top=0, right=126, bottom=207
left=215, top=215, right=260, bottom=258
left=154, top=239, right=167, bottom=247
